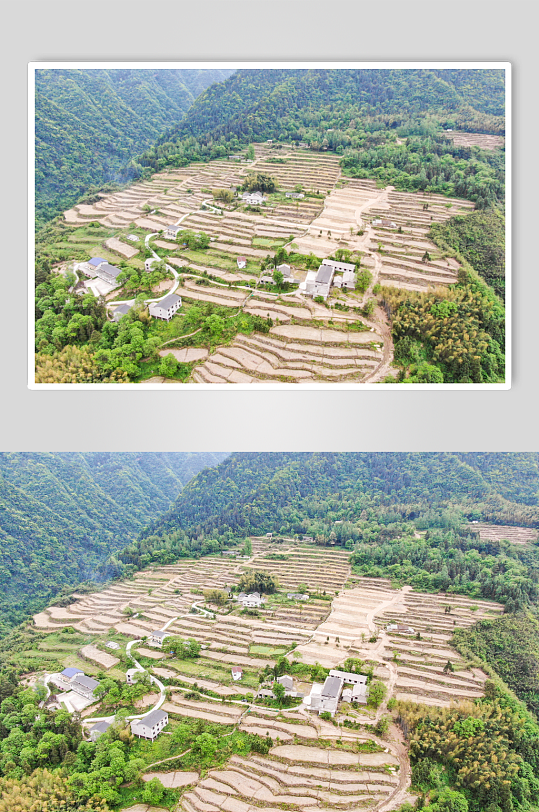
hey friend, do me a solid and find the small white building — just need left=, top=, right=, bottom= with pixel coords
left=276, top=263, right=292, bottom=279
left=231, top=667, right=243, bottom=681
left=145, top=258, right=159, bottom=272
left=342, top=683, right=369, bottom=704
left=148, top=293, right=181, bottom=321
left=126, top=669, right=140, bottom=685
left=328, top=670, right=367, bottom=686
left=242, top=191, right=266, bottom=205
left=126, top=234, right=139, bottom=242
left=386, top=624, right=415, bottom=635
left=287, top=592, right=309, bottom=601
left=372, top=218, right=397, bottom=228
left=166, top=224, right=183, bottom=239
left=106, top=641, right=120, bottom=650
left=89, top=721, right=111, bottom=742
left=131, top=709, right=168, bottom=741
left=237, top=592, right=265, bottom=608
left=149, top=630, right=171, bottom=648
left=285, top=192, right=304, bottom=199
left=237, top=256, right=247, bottom=269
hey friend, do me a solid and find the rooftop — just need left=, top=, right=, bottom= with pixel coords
left=321, top=675, right=343, bottom=699
left=61, top=667, right=83, bottom=678
left=154, top=294, right=181, bottom=310
left=315, top=264, right=334, bottom=285
left=138, top=709, right=168, bottom=728
left=73, top=674, right=99, bottom=691
left=90, top=721, right=111, bottom=734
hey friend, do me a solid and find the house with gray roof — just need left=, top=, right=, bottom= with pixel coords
left=131, top=709, right=168, bottom=740
left=148, top=294, right=181, bottom=321
left=149, top=630, right=171, bottom=648
left=242, top=191, right=266, bottom=205
left=166, top=224, right=183, bottom=239
left=71, top=674, right=99, bottom=701
left=112, top=303, right=132, bottom=322
left=89, top=720, right=111, bottom=742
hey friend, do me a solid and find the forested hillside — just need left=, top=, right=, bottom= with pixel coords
left=99, top=453, right=539, bottom=612
left=136, top=68, right=505, bottom=209
left=0, top=452, right=227, bottom=631
left=35, top=68, right=233, bottom=225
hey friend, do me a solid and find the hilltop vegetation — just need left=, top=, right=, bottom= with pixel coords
left=430, top=207, right=506, bottom=299
left=0, top=452, right=227, bottom=631
left=97, top=453, right=539, bottom=612
left=35, top=68, right=233, bottom=225
left=136, top=68, right=505, bottom=209
left=454, top=611, right=539, bottom=716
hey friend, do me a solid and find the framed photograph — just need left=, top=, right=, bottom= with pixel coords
left=29, top=62, right=510, bottom=388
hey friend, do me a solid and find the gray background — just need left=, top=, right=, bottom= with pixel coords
left=4, top=0, right=536, bottom=452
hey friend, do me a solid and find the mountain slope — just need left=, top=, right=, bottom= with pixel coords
left=141, top=452, right=539, bottom=543
left=0, top=452, right=228, bottom=631
left=35, top=67, right=234, bottom=225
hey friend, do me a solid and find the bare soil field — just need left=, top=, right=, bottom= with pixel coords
left=445, top=132, right=505, bottom=150
left=104, top=236, right=139, bottom=258
left=466, top=523, right=538, bottom=545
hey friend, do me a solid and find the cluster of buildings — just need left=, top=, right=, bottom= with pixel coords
left=50, top=667, right=100, bottom=702
left=304, top=258, right=356, bottom=301
left=304, top=669, right=369, bottom=716
left=76, top=256, right=123, bottom=292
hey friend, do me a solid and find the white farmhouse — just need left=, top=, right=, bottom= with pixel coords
left=166, top=224, right=183, bottom=239
left=112, top=303, right=132, bottom=322
left=131, top=709, right=168, bottom=741
left=236, top=592, right=265, bottom=608
left=242, top=191, right=266, bottom=205
left=231, top=667, right=243, bottom=681
left=149, top=630, right=171, bottom=648
left=148, top=293, right=181, bottom=321
left=145, top=258, right=159, bottom=272
left=71, top=674, right=99, bottom=701
left=125, top=668, right=140, bottom=685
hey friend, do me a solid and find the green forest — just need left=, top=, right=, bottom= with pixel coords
left=98, top=453, right=539, bottom=614
left=35, top=68, right=233, bottom=225
left=0, top=452, right=227, bottom=632
left=134, top=68, right=505, bottom=210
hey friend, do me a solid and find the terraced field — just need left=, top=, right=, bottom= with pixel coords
left=466, top=523, right=539, bottom=545
left=33, top=540, right=505, bottom=811
left=57, top=142, right=481, bottom=385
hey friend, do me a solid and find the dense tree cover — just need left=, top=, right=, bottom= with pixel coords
left=341, top=127, right=504, bottom=208
left=99, top=453, right=539, bottom=596
left=454, top=612, right=539, bottom=716
left=35, top=68, right=233, bottom=225
left=397, top=684, right=539, bottom=812
left=166, top=637, right=201, bottom=659
left=236, top=571, right=278, bottom=594
left=134, top=69, right=504, bottom=209
left=0, top=452, right=227, bottom=631
left=241, top=173, right=278, bottom=193
left=429, top=208, right=505, bottom=300
left=351, top=528, right=539, bottom=610
left=35, top=275, right=108, bottom=354
left=382, top=269, right=505, bottom=383
left=0, top=768, right=110, bottom=812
